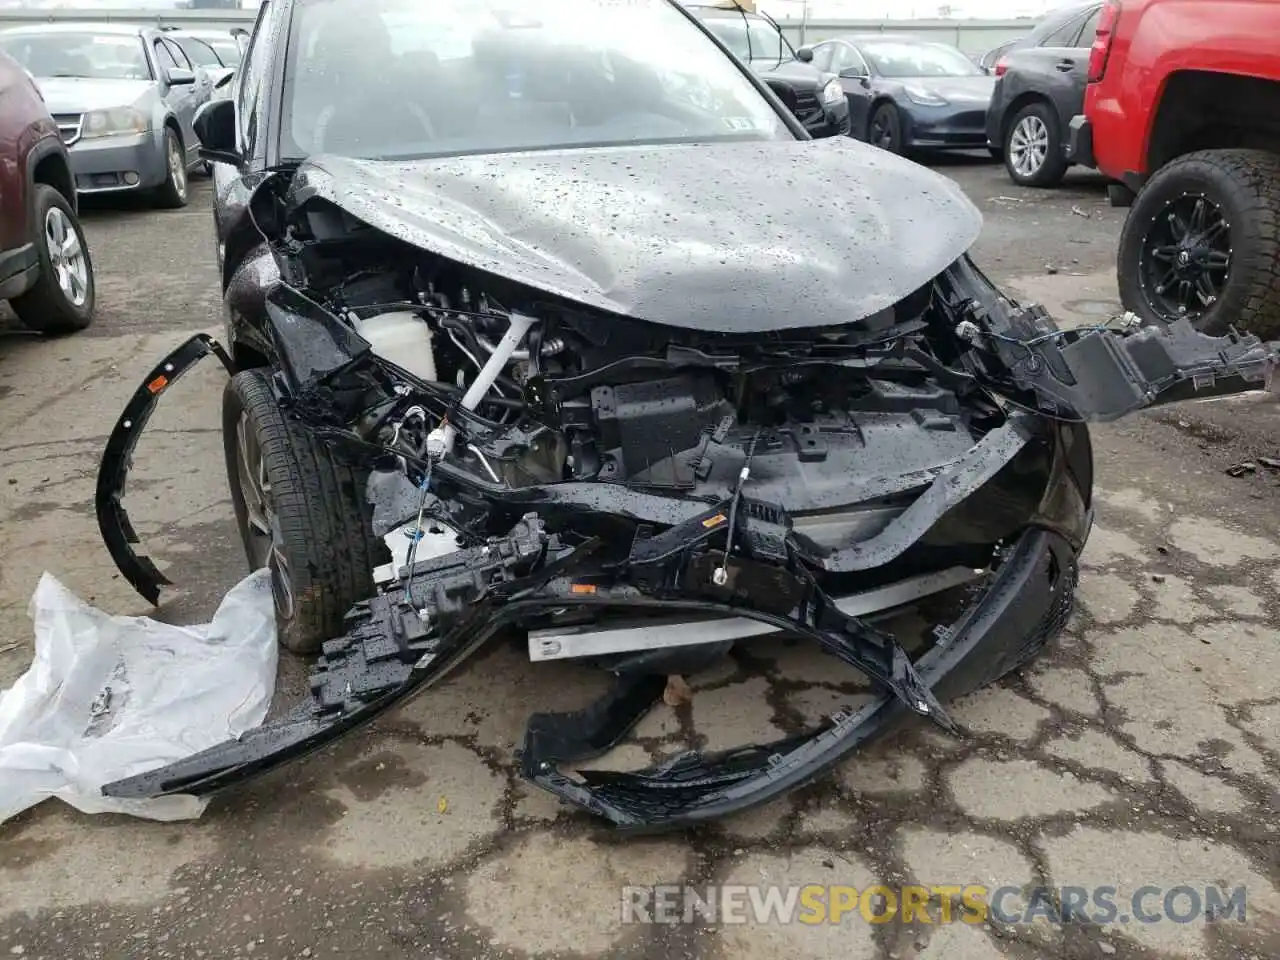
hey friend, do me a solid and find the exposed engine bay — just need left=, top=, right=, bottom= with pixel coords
left=94, top=151, right=1280, bottom=829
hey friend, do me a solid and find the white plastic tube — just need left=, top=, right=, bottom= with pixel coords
left=427, top=312, right=537, bottom=460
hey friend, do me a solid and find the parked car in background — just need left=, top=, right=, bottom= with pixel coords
left=0, top=23, right=216, bottom=208
left=164, top=29, right=239, bottom=90
left=685, top=2, right=851, bottom=138
left=0, top=49, right=95, bottom=334
left=809, top=34, right=996, bottom=157
left=1071, top=0, right=1280, bottom=340
left=985, top=1, right=1101, bottom=186
left=164, top=26, right=247, bottom=73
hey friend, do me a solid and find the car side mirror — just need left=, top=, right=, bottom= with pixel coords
left=166, top=66, right=196, bottom=86
left=193, top=97, right=241, bottom=166
left=795, top=46, right=814, bottom=63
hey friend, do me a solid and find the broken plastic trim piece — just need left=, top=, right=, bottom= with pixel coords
left=95, top=334, right=234, bottom=605
left=523, top=527, right=1078, bottom=829
left=101, top=511, right=1075, bottom=830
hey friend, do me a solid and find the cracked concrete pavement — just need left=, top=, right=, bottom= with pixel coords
left=1, top=159, right=1279, bottom=960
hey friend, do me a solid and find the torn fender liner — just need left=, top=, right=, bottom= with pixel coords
left=102, top=515, right=1077, bottom=830
left=95, top=335, right=233, bottom=605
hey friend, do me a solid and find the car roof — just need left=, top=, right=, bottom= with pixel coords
left=0, top=22, right=148, bottom=38
left=1028, top=1, right=1098, bottom=39
left=826, top=34, right=953, bottom=46
left=166, top=29, right=236, bottom=40
left=689, top=6, right=768, bottom=18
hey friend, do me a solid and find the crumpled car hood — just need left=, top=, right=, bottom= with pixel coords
left=284, top=138, right=982, bottom=333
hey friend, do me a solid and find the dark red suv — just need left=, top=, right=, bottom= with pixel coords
left=0, top=49, right=95, bottom=335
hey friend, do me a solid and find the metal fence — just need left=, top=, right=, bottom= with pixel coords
left=0, top=8, right=1033, bottom=55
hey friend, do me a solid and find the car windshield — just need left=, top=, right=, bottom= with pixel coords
left=208, top=37, right=242, bottom=66
left=699, top=15, right=792, bottom=63
left=175, top=37, right=222, bottom=67
left=281, top=0, right=792, bottom=162
left=0, top=31, right=150, bottom=80
left=860, top=39, right=982, bottom=78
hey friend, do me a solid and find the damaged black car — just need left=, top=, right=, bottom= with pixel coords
left=95, top=0, right=1279, bottom=829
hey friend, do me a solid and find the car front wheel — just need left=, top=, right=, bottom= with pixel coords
left=1003, top=102, right=1067, bottom=188
left=10, top=184, right=95, bottom=335
left=1117, top=148, right=1280, bottom=339
left=868, top=103, right=904, bottom=155
left=154, top=127, right=189, bottom=209
left=223, top=368, right=387, bottom=654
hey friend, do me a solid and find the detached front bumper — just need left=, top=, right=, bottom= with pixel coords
left=99, top=508, right=1077, bottom=829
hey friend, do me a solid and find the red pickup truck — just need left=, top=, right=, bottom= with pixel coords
left=1069, top=0, right=1280, bottom=340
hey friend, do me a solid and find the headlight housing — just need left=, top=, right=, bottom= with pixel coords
left=821, top=78, right=844, bottom=105
left=80, top=107, right=149, bottom=139
left=903, top=84, right=948, bottom=107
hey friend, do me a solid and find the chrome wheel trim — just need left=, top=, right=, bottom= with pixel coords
left=168, top=133, right=187, bottom=200
left=1009, top=115, right=1049, bottom=178
left=44, top=206, right=89, bottom=307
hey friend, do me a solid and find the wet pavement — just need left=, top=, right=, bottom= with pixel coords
left=1, top=157, right=1278, bottom=960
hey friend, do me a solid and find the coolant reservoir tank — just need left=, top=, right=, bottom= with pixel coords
left=354, top=311, right=437, bottom=382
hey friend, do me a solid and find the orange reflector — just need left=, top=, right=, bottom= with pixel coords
left=570, top=583, right=597, bottom=595
left=702, top=514, right=727, bottom=528
left=147, top=375, right=169, bottom=394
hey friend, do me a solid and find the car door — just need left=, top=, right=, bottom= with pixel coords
left=820, top=41, right=875, bottom=137
left=1050, top=6, right=1101, bottom=138
left=1016, top=5, right=1100, bottom=137
left=153, top=38, right=201, bottom=163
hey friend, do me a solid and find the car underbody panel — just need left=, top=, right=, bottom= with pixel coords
left=93, top=162, right=1280, bottom=828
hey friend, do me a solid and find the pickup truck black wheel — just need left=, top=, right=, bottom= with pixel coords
left=10, top=184, right=95, bottom=335
left=223, top=368, right=385, bottom=655
left=1003, top=101, right=1067, bottom=187
left=1118, top=149, right=1280, bottom=339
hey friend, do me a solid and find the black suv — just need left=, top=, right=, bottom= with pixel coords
left=685, top=3, right=851, bottom=138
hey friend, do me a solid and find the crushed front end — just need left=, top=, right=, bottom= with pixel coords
left=95, top=155, right=1279, bottom=829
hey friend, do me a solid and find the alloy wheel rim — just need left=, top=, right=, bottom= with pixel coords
left=44, top=207, right=89, bottom=307
left=1009, top=115, right=1049, bottom=178
left=235, top=413, right=295, bottom=621
left=169, top=135, right=187, bottom=200
left=1139, top=193, right=1232, bottom=321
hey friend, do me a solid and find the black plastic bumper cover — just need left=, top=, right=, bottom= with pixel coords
left=1067, top=115, right=1095, bottom=168
left=101, top=521, right=1077, bottom=829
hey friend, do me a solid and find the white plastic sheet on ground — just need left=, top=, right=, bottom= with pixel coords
left=0, top=569, right=276, bottom=824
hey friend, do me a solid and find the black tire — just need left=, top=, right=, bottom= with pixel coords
left=1002, top=101, right=1067, bottom=188
left=10, top=184, right=95, bottom=335
left=1118, top=149, right=1280, bottom=340
left=223, top=368, right=385, bottom=654
left=153, top=126, right=189, bottom=209
left=868, top=103, right=904, bottom=155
